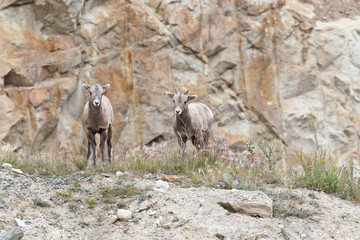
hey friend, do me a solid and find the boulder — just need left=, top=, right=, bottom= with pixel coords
left=217, top=190, right=273, bottom=218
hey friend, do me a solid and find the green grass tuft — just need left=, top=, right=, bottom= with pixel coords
left=32, top=198, right=51, bottom=207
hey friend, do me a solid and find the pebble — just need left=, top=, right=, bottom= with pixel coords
left=162, top=223, right=171, bottom=229
left=1, top=163, right=12, bottom=169
left=15, top=218, right=27, bottom=227
left=116, top=171, right=129, bottom=177
left=154, top=180, right=169, bottom=193
left=102, top=173, right=111, bottom=178
left=117, top=209, right=132, bottom=221
left=11, top=169, right=24, bottom=175
left=108, top=215, right=118, bottom=223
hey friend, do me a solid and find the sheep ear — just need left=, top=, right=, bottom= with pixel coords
left=102, top=84, right=110, bottom=92
left=188, top=95, right=197, bottom=101
left=82, top=84, right=90, bottom=91
left=166, top=92, right=174, bottom=99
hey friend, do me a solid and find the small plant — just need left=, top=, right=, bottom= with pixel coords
left=273, top=201, right=314, bottom=218
left=69, top=181, right=81, bottom=192
left=32, top=198, right=51, bottom=207
left=308, top=193, right=318, bottom=199
left=277, top=191, right=303, bottom=201
left=85, top=197, right=98, bottom=206
left=242, top=138, right=255, bottom=157
left=138, top=194, right=152, bottom=203
left=116, top=201, right=126, bottom=209
left=71, top=156, right=88, bottom=170
left=258, top=139, right=284, bottom=170
left=69, top=204, right=79, bottom=212
left=56, top=191, right=72, bottom=199
left=99, top=182, right=143, bottom=201
left=309, top=200, right=319, bottom=208
left=155, top=0, right=162, bottom=13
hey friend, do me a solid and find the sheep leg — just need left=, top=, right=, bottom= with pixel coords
left=86, top=129, right=97, bottom=166
left=203, top=130, right=210, bottom=148
left=86, top=141, right=91, bottom=160
left=99, top=129, right=107, bottom=166
left=177, top=135, right=187, bottom=153
left=191, top=135, right=201, bottom=151
left=107, top=125, right=112, bottom=164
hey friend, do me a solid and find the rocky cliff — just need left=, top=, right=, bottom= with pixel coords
left=1, top=0, right=360, bottom=160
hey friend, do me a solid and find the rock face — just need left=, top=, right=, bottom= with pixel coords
left=0, top=0, right=360, bottom=160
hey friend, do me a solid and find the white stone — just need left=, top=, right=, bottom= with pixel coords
left=155, top=180, right=169, bottom=190
left=116, top=209, right=132, bottom=221
left=15, top=218, right=26, bottom=227
left=1, top=163, right=12, bottom=169
left=11, top=169, right=23, bottom=175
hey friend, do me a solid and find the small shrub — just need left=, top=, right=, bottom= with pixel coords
left=69, top=181, right=81, bottom=192
left=56, top=192, right=72, bottom=199
left=242, top=138, right=255, bottom=157
left=116, top=202, right=126, bottom=209
left=69, top=204, right=79, bottom=212
left=85, top=197, right=98, bottom=206
left=308, top=193, right=318, bottom=199
left=309, top=200, right=319, bottom=208
left=99, top=183, right=143, bottom=200
left=137, top=194, right=152, bottom=203
left=32, top=198, right=51, bottom=207
left=71, top=156, right=88, bottom=170
left=258, top=139, right=284, bottom=170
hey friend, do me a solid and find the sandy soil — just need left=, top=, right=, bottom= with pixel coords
left=1, top=169, right=360, bottom=240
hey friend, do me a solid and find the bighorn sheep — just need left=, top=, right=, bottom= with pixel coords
left=82, top=84, right=114, bottom=166
left=166, top=89, right=213, bottom=152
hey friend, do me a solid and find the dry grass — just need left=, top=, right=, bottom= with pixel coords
left=293, top=115, right=360, bottom=201
left=1, top=115, right=360, bottom=203
left=0, top=141, right=283, bottom=191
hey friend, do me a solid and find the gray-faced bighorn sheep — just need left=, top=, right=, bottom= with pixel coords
left=166, top=89, right=213, bottom=152
left=82, top=84, right=114, bottom=166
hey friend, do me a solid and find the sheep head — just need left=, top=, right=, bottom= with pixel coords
left=166, top=90, right=197, bottom=116
left=83, top=84, right=110, bottom=108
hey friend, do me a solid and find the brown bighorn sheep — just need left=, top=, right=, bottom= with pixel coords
left=82, top=84, right=114, bottom=166
left=166, top=89, right=213, bottom=152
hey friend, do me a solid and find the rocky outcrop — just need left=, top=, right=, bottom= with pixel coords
left=0, top=0, right=360, bottom=161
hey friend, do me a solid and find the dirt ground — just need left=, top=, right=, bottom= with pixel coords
left=1, top=169, right=360, bottom=240
left=313, top=0, right=360, bottom=21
